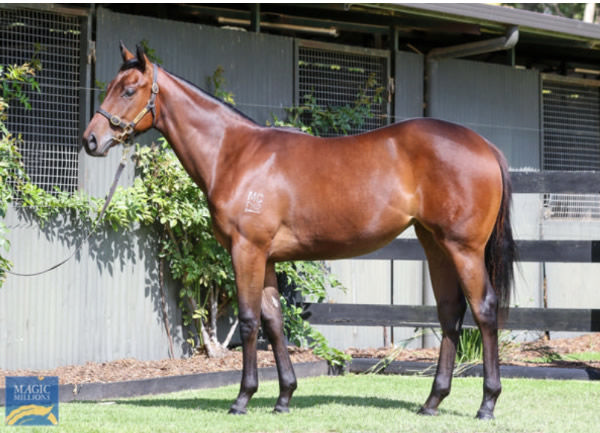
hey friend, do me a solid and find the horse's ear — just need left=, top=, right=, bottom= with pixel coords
left=120, top=40, right=135, bottom=62
left=135, top=44, right=147, bottom=72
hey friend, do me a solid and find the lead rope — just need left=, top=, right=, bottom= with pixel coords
left=5, top=145, right=131, bottom=277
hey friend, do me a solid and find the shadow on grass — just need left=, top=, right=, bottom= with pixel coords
left=100, top=395, right=463, bottom=417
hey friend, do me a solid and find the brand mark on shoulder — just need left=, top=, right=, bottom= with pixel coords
left=244, top=191, right=264, bottom=214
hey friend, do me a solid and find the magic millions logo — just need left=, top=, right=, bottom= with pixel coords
left=5, top=376, right=59, bottom=426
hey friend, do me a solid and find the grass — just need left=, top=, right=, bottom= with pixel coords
left=1, top=374, right=598, bottom=433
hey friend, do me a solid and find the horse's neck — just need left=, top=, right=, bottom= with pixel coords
left=154, top=70, right=256, bottom=195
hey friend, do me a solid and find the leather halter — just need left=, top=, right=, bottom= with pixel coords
left=96, top=63, right=159, bottom=145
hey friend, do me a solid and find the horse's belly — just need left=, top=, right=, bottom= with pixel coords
left=268, top=210, right=413, bottom=261
left=268, top=162, right=415, bottom=261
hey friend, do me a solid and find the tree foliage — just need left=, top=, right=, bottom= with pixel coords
left=504, top=3, right=591, bottom=21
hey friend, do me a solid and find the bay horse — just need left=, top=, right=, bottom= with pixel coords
left=83, top=44, right=515, bottom=419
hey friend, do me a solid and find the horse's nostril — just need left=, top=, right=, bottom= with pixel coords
left=86, top=133, right=97, bottom=151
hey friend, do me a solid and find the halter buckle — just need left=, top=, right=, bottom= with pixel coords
left=110, top=115, right=122, bottom=127
left=115, top=124, right=134, bottom=145
left=152, top=82, right=159, bottom=94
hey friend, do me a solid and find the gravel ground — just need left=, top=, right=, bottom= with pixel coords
left=0, top=347, right=320, bottom=388
left=348, top=333, right=600, bottom=369
left=1, top=334, right=599, bottom=388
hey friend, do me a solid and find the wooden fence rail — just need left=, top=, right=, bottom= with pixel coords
left=359, top=239, right=600, bottom=262
left=304, top=303, right=600, bottom=333
left=510, top=171, right=600, bottom=194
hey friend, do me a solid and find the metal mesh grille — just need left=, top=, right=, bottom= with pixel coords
left=298, top=45, right=387, bottom=137
left=0, top=7, right=80, bottom=196
left=542, top=77, right=600, bottom=220
left=543, top=81, right=600, bottom=170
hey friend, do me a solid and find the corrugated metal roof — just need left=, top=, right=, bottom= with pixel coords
left=395, top=3, right=600, bottom=42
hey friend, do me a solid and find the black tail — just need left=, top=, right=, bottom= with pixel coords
left=485, top=146, right=516, bottom=320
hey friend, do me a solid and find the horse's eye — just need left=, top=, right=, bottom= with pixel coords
left=124, top=87, right=136, bottom=97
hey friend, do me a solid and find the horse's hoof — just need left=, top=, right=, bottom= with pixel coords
left=417, top=406, right=438, bottom=416
left=273, top=405, right=290, bottom=414
left=228, top=406, right=247, bottom=415
left=476, top=410, right=494, bottom=420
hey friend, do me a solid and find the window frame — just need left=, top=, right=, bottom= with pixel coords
left=541, top=73, right=600, bottom=221
left=0, top=5, right=89, bottom=198
left=294, top=38, right=391, bottom=137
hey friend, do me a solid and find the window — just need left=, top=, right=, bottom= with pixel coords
left=297, top=40, right=388, bottom=137
left=0, top=7, right=81, bottom=196
left=542, top=75, right=600, bottom=220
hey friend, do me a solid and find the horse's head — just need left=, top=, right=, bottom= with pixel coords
left=82, top=42, right=159, bottom=156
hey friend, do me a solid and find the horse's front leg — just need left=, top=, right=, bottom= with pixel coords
left=228, top=239, right=266, bottom=415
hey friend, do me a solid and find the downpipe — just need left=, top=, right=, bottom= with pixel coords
left=427, top=26, right=519, bottom=60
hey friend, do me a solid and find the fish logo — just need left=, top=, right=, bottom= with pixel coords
left=6, top=404, right=58, bottom=425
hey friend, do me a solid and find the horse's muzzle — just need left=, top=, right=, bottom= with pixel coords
left=83, top=132, right=112, bottom=157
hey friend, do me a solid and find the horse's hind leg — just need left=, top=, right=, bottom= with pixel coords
left=443, top=241, right=502, bottom=420
left=261, top=262, right=297, bottom=413
left=415, top=224, right=466, bottom=416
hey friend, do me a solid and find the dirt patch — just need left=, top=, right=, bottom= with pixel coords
left=348, top=346, right=440, bottom=363
left=0, top=347, right=320, bottom=388
left=2, top=334, right=599, bottom=389
left=348, top=333, right=600, bottom=370
left=501, top=333, right=600, bottom=368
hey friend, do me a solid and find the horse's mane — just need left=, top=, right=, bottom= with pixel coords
left=166, top=67, right=259, bottom=125
left=119, top=59, right=258, bottom=126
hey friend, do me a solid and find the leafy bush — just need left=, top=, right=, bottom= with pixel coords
left=0, top=61, right=41, bottom=283
left=133, top=138, right=237, bottom=357
left=456, top=328, right=483, bottom=364
left=456, top=328, right=512, bottom=365
left=270, top=72, right=384, bottom=136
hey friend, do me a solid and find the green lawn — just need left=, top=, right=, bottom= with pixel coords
left=2, top=374, right=599, bottom=433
